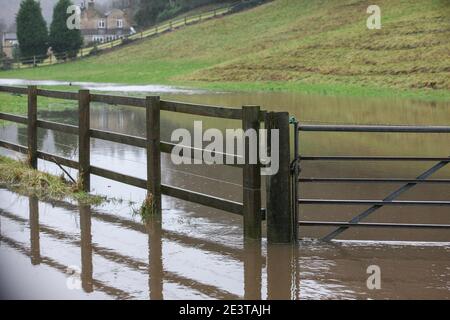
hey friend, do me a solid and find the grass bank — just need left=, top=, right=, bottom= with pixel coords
left=0, top=155, right=105, bottom=205
left=0, top=0, right=449, bottom=100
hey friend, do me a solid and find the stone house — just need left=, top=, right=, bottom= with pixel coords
left=1, top=33, right=18, bottom=58
left=79, top=0, right=134, bottom=44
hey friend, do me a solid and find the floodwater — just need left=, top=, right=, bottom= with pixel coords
left=0, top=80, right=449, bottom=299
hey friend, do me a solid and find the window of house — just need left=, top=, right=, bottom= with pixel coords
left=98, top=19, right=106, bottom=29
left=117, top=19, right=123, bottom=28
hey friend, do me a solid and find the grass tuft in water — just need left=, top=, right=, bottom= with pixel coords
left=132, top=193, right=158, bottom=223
left=0, top=155, right=105, bottom=206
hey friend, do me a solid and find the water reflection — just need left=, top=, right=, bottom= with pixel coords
left=148, top=215, right=164, bottom=300
left=29, top=196, right=40, bottom=266
left=243, top=240, right=262, bottom=300
left=80, top=205, right=93, bottom=293
left=0, top=191, right=448, bottom=299
left=267, top=244, right=295, bottom=300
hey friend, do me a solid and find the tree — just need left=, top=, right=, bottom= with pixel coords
left=16, top=0, right=48, bottom=62
left=135, top=0, right=167, bottom=28
left=0, top=19, right=5, bottom=60
left=49, top=0, right=83, bottom=60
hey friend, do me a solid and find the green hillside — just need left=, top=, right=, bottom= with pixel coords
left=1, top=0, right=449, bottom=98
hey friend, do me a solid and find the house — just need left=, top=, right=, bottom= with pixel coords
left=1, top=33, right=18, bottom=58
left=112, top=0, right=138, bottom=24
left=79, top=0, right=134, bottom=45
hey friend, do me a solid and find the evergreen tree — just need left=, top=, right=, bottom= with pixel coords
left=16, top=0, right=48, bottom=62
left=49, top=0, right=83, bottom=60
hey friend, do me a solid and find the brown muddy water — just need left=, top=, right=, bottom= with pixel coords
left=0, top=82, right=449, bottom=299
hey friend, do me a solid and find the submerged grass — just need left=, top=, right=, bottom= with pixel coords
left=0, top=88, right=79, bottom=124
left=132, top=193, right=158, bottom=223
left=0, top=155, right=106, bottom=205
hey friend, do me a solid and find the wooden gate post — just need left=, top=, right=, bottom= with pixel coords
left=265, top=112, right=294, bottom=244
left=27, top=85, right=38, bottom=169
left=242, top=105, right=261, bottom=240
left=78, top=90, right=91, bottom=192
left=146, top=96, right=162, bottom=214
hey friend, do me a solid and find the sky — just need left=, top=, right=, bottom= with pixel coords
left=0, top=0, right=112, bottom=30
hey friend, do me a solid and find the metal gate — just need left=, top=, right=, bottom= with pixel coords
left=291, top=120, right=450, bottom=241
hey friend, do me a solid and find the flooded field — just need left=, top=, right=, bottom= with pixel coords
left=1, top=189, right=449, bottom=299
left=0, top=80, right=449, bottom=299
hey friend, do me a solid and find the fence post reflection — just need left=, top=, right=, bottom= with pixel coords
left=148, top=215, right=163, bottom=300
left=267, top=244, right=295, bottom=300
left=29, top=196, right=41, bottom=265
left=80, top=205, right=93, bottom=293
left=244, top=240, right=262, bottom=300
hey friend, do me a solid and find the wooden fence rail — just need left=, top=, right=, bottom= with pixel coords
left=0, top=85, right=277, bottom=242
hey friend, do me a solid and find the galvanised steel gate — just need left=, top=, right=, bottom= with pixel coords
left=291, top=121, right=450, bottom=241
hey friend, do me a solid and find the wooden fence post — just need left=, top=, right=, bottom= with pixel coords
left=242, top=105, right=261, bottom=240
left=146, top=96, right=161, bottom=214
left=78, top=90, right=91, bottom=192
left=265, top=112, right=294, bottom=244
left=27, top=85, right=38, bottom=169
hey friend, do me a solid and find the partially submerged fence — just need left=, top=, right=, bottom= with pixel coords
left=293, top=122, right=450, bottom=241
left=0, top=85, right=293, bottom=244
left=1, top=85, right=449, bottom=244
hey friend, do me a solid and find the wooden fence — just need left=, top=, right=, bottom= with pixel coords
left=0, top=85, right=293, bottom=243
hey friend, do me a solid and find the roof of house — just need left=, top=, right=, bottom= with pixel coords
left=3, top=33, right=17, bottom=41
